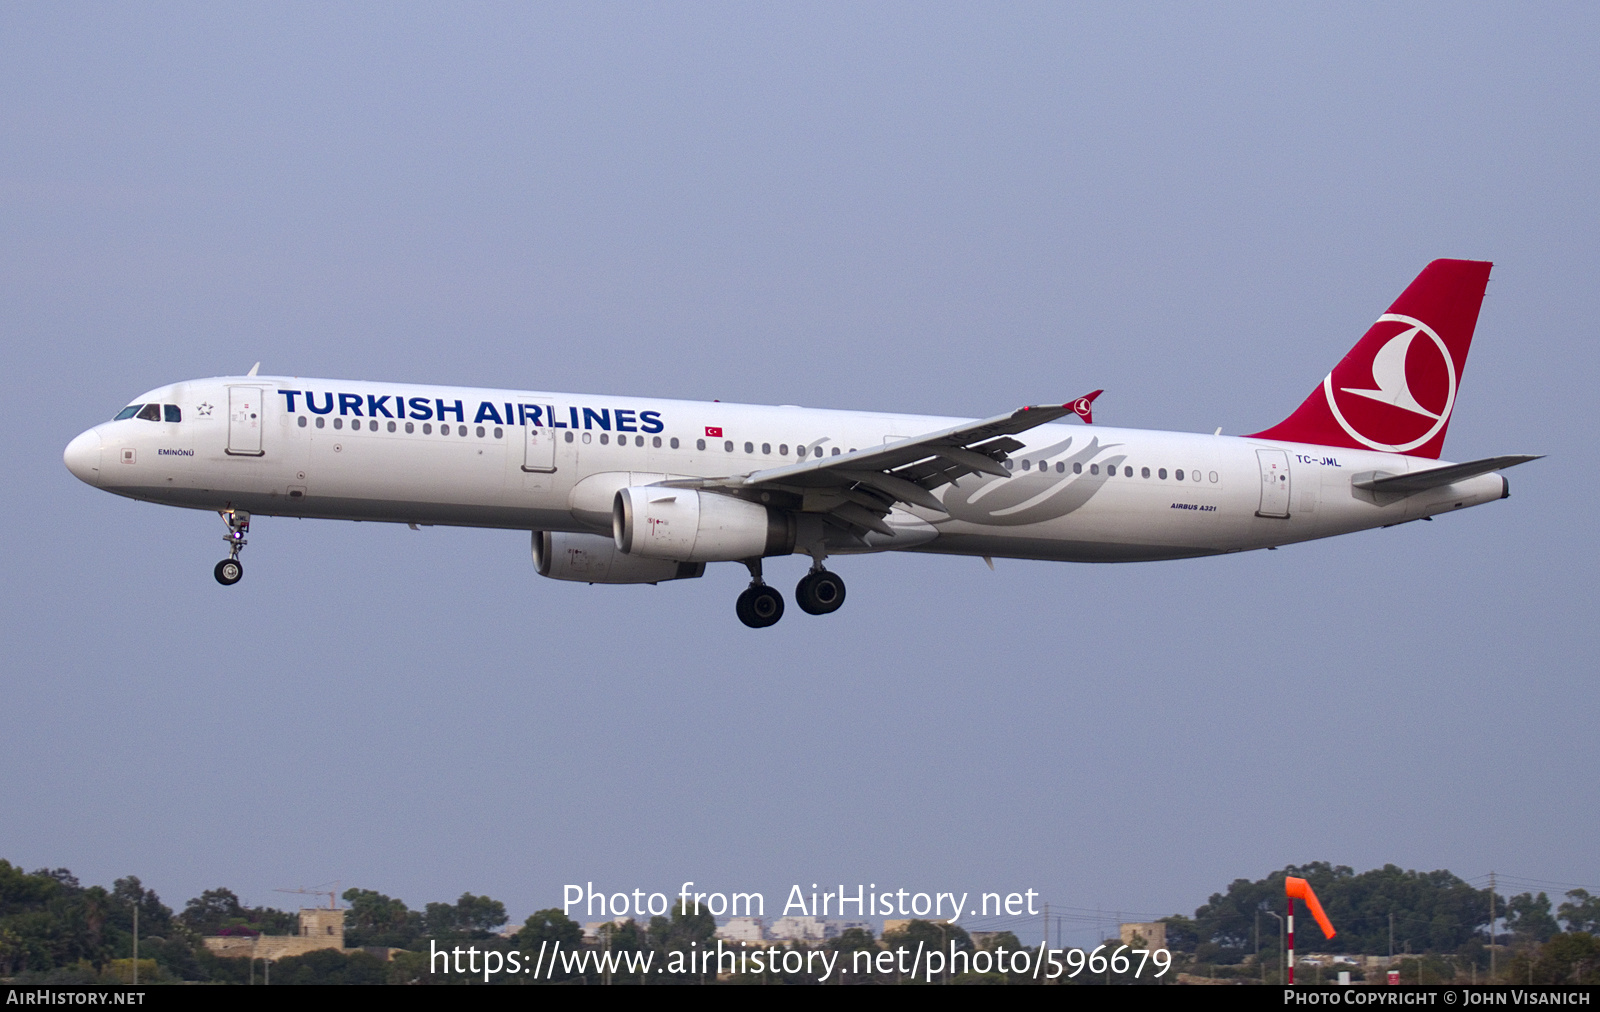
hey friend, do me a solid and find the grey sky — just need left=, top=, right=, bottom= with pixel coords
left=2, top=4, right=1594, bottom=943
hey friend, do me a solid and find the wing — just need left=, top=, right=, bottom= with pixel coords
left=662, top=402, right=1088, bottom=537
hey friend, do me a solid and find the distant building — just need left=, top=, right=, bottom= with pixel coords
left=1119, top=922, right=1167, bottom=950
left=204, top=907, right=397, bottom=962
left=717, top=917, right=767, bottom=942
left=583, top=918, right=633, bottom=940
left=768, top=916, right=830, bottom=941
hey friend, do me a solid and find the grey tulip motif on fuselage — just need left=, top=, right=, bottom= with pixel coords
left=937, top=435, right=1126, bottom=527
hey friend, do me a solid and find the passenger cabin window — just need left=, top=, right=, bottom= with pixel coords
left=1073, top=462, right=1082, bottom=474
left=114, top=405, right=141, bottom=421
left=136, top=403, right=161, bottom=421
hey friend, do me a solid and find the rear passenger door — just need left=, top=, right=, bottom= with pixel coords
left=1255, top=448, right=1290, bottom=518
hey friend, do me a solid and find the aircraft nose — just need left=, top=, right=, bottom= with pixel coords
left=64, top=428, right=103, bottom=486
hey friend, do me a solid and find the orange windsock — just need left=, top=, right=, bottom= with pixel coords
left=1285, top=877, right=1335, bottom=939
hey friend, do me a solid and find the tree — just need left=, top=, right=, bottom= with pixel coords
left=518, top=909, right=582, bottom=949
left=342, top=888, right=423, bottom=948
left=112, top=876, right=174, bottom=944
left=179, top=887, right=293, bottom=937
left=1185, top=863, right=1493, bottom=958
left=1558, top=890, right=1600, bottom=934
left=828, top=926, right=876, bottom=954
left=180, top=889, right=244, bottom=936
left=268, top=948, right=391, bottom=985
left=517, top=909, right=584, bottom=982
left=1506, top=893, right=1560, bottom=944
left=880, top=919, right=973, bottom=982
left=453, top=893, right=508, bottom=936
left=648, top=899, right=715, bottom=954
left=1504, top=932, right=1600, bottom=985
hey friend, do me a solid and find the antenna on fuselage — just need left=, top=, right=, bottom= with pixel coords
left=247, top=362, right=260, bottom=377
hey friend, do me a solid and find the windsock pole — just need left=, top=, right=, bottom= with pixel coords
left=1283, top=876, right=1334, bottom=986
left=1287, top=897, right=1296, bottom=984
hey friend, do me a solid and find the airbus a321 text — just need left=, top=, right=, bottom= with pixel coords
left=64, top=259, right=1538, bottom=627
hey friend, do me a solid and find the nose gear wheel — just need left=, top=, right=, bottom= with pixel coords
left=215, top=509, right=250, bottom=586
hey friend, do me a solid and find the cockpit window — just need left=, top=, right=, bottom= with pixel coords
left=136, top=403, right=162, bottom=421
left=164, top=404, right=181, bottom=423
left=114, top=405, right=142, bottom=420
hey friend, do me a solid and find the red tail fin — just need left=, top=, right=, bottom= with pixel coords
left=1248, top=259, right=1492, bottom=458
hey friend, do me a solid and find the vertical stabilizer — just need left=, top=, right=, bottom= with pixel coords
left=1248, top=259, right=1492, bottom=458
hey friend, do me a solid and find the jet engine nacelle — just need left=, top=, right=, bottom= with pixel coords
left=532, top=531, right=704, bottom=584
left=613, top=487, right=795, bottom=562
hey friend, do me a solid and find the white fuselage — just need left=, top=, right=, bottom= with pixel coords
left=64, top=374, right=1508, bottom=564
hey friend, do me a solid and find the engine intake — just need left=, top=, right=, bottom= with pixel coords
left=532, top=531, right=704, bottom=584
left=614, top=487, right=794, bottom=562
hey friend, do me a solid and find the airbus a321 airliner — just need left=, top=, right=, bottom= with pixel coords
left=64, top=259, right=1537, bottom=627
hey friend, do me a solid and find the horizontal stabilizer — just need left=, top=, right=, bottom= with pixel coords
left=1352, top=454, right=1542, bottom=494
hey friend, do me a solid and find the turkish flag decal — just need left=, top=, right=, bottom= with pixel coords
left=705, top=426, right=723, bottom=437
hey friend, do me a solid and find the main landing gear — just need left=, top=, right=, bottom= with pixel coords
left=795, top=567, right=846, bottom=615
left=735, top=558, right=784, bottom=628
left=734, top=558, right=847, bottom=628
left=214, top=509, right=249, bottom=586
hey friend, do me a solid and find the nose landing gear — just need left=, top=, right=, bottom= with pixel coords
left=735, top=558, right=785, bottom=628
left=214, top=509, right=249, bottom=586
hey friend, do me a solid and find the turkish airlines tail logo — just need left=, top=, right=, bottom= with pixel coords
left=1248, top=259, right=1492, bottom=458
